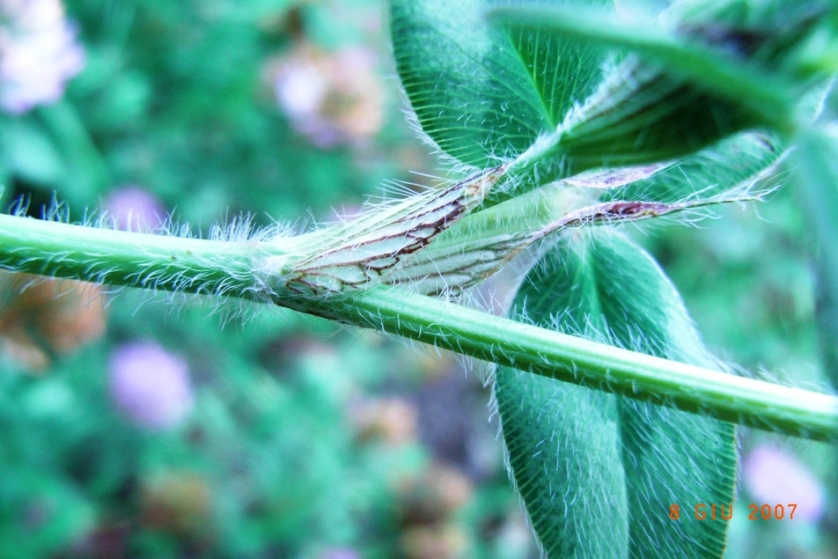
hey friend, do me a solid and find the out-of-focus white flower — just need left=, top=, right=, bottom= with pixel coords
left=104, top=185, right=166, bottom=232
left=109, top=342, right=194, bottom=431
left=0, top=0, right=85, bottom=114
left=743, top=445, right=826, bottom=522
left=268, top=43, right=384, bottom=148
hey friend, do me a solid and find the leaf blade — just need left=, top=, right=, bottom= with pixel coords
left=496, top=230, right=736, bottom=558
left=389, top=0, right=611, bottom=168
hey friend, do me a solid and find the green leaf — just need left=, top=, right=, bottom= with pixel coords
left=599, top=131, right=784, bottom=204
left=486, top=3, right=796, bottom=130
left=495, top=229, right=736, bottom=558
left=390, top=0, right=784, bottom=203
left=389, top=0, right=610, bottom=169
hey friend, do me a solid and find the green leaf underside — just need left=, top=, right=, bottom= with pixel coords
left=391, top=0, right=783, bottom=205
left=600, top=131, right=784, bottom=204
left=389, top=0, right=610, bottom=169
left=495, top=230, right=736, bottom=558
left=486, top=4, right=797, bottom=128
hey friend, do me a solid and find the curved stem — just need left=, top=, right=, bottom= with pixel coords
left=1, top=214, right=836, bottom=441
left=319, top=289, right=838, bottom=441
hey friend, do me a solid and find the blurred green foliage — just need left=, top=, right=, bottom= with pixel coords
left=0, top=0, right=835, bottom=558
left=0, top=1, right=535, bottom=557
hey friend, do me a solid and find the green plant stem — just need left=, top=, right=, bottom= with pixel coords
left=1, top=214, right=837, bottom=441
left=0, top=214, right=263, bottom=296
left=325, top=290, right=838, bottom=441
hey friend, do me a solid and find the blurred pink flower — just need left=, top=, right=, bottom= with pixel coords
left=104, top=185, right=165, bottom=232
left=109, top=342, right=194, bottom=431
left=268, top=43, right=384, bottom=148
left=743, top=445, right=825, bottom=522
left=319, top=549, right=361, bottom=559
left=0, top=0, right=85, bottom=114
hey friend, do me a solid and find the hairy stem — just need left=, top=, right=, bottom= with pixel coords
left=320, top=289, right=838, bottom=441
left=0, top=214, right=266, bottom=297
left=0, top=214, right=836, bottom=441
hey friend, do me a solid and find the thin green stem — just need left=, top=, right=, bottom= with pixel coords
left=322, top=289, right=838, bottom=441
left=1, top=214, right=836, bottom=441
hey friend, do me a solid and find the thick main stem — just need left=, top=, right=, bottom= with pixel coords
left=0, top=214, right=264, bottom=297
left=1, top=214, right=837, bottom=441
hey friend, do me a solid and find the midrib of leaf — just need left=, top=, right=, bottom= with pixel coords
left=503, top=29, right=556, bottom=128
left=499, top=0, right=614, bottom=129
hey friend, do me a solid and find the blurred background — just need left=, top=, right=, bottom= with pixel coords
left=0, top=0, right=834, bottom=558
